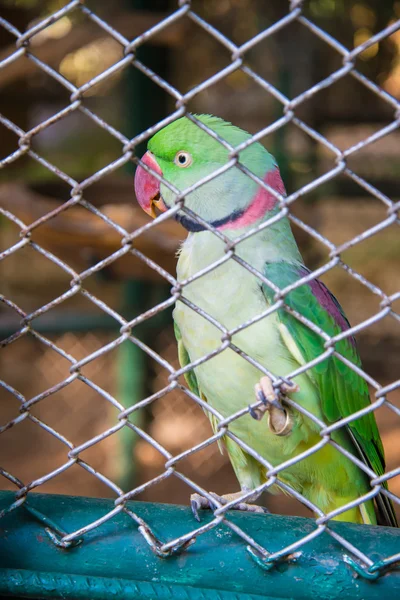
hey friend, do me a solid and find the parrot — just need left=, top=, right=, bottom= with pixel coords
left=134, top=114, right=397, bottom=527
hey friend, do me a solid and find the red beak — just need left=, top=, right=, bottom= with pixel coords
left=134, top=151, right=167, bottom=218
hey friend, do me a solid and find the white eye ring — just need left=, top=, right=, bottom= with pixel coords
left=174, top=151, right=192, bottom=168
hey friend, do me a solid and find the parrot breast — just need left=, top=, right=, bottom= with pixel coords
left=173, top=229, right=322, bottom=471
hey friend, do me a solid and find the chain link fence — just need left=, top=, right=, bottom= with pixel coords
left=1, top=0, right=400, bottom=586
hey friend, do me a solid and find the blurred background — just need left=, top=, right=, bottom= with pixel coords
left=0, top=0, right=399, bottom=520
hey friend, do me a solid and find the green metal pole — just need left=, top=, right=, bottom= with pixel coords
left=116, top=281, right=148, bottom=490
left=0, top=491, right=399, bottom=599
left=115, top=282, right=172, bottom=489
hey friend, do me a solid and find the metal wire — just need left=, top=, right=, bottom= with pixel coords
left=0, top=0, right=399, bottom=579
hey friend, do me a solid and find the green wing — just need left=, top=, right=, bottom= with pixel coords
left=174, top=321, right=200, bottom=397
left=262, top=261, right=397, bottom=527
left=174, top=322, right=223, bottom=450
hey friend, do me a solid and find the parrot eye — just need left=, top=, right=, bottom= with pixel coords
left=174, top=151, right=192, bottom=168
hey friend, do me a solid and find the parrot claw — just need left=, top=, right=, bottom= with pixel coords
left=251, top=376, right=297, bottom=436
left=191, top=494, right=213, bottom=522
left=190, top=491, right=268, bottom=521
left=191, top=500, right=200, bottom=522
left=248, top=405, right=262, bottom=420
left=255, top=387, right=282, bottom=411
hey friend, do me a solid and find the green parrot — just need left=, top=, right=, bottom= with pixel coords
left=134, top=114, right=397, bottom=526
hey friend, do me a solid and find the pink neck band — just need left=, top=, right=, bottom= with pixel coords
left=219, top=168, right=285, bottom=231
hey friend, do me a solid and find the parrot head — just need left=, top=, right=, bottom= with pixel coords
left=134, top=115, right=285, bottom=233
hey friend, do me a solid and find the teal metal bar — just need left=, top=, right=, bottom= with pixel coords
left=0, top=491, right=399, bottom=599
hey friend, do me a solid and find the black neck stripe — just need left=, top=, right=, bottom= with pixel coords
left=176, top=208, right=245, bottom=233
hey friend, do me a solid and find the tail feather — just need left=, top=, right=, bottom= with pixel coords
left=376, top=487, right=398, bottom=528
left=348, top=427, right=398, bottom=527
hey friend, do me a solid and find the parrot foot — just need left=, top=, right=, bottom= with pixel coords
left=190, top=491, right=268, bottom=522
left=251, top=376, right=298, bottom=436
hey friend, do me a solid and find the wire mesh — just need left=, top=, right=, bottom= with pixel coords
left=0, top=0, right=399, bottom=580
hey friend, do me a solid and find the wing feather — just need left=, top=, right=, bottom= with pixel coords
left=263, top=261, right=397, bottom=527
left=174, top=322, right=224, bottom=455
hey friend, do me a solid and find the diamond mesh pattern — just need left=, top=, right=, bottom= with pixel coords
left=1, top=0, right=399, bottom=579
